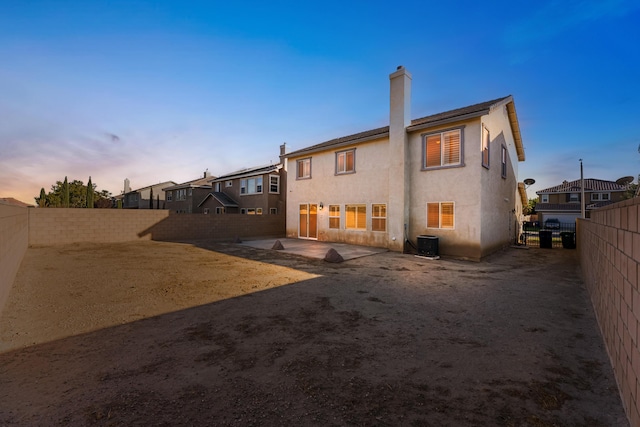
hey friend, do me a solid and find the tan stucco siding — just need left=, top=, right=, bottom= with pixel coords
left=407, top=121, right=484, bottom=260
left=285, top=138, right=390, bottom=247
left=478, top=104, right=521, bottom=256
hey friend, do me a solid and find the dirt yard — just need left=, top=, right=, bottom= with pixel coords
left=0, top=240, right=628, bottom=426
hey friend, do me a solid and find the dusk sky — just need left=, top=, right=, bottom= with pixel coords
left=1, top=0, right=639, bottom=204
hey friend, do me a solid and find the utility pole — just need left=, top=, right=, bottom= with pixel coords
left=580, top=159, right=585, bottom=219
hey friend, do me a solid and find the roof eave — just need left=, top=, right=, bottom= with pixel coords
left=285, top=131, right=389, bottom=158
left=407, top=110, right=488, bottom=133
left=505, top=99, right=525, bottom=162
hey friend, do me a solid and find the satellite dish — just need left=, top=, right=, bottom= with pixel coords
left=615, top=176, right=634, bottom=186
left=523, top=178, right=536, bottom=186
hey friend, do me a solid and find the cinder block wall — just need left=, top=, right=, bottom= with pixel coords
left=0, top=202, right=29, bottom=314
left=28, top=209, right=285, bottom=246
left=578, top=198, right=640, bottom=426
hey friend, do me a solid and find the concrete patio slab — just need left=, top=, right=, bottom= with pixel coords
left=239, top=237, right=388, bottom=260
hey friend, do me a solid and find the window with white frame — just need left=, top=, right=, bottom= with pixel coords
left=501, top=145, right=507, bottom=178
left=297, top=158, right=311, bottom=179
left=246, top=208, right=256, bottom=215
left=591, top=193, right=610, bottom=201
left=225, top=181, right=232, bottom=188
left=427, top=202, right=455, bottom=229
left=203, top=208, right=210, bottom=214
left=423, top=128, right=463, bottom=169
left=176, top=189, right=186, bottom=200
left=569, top=193, right=580, bottom=202
left=240, top=177, right=263, bottom=195
left=269, top=175, right=280, bottom=193
left=270, top=207, right=278, bottom=215
left=541, top=194, right=549, bottom=203
left=336, top=149, right=355, bottom=175
left=214, top=182, right=221, bottom=192
left=167, top=191, right=173, bottom=202
left=329, top=205, right=340, bottom=229
left=482, top=126, right=490, bottom=169
left=188, top=188, right=192, bottom=196
left=256, top=208, right=263, bottom=215
left=371, top=204, right=386, bottom=232
left=240, top=208, right=246, bottom=214
left=345, top=204, right=366, bottom=230
left=216, top=207, right=225, bottom=214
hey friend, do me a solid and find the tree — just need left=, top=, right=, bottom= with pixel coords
left=523, top=198, right=537, bottom=215
left=149, top=187, right=154, bottom=209
left=37, top=188, right=47, bottom=207
left=62, top=176, right=69, bottom=208
left=86, top=176, right=94, bottom=208
left=35, top=178, right=112, bottom=208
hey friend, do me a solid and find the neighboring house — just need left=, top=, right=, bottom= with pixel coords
left=123, top=180, right=177, bottom=209
left=200, top=156, right=285, bottom=216
left=284, top=66, right=526, bottom=261
left=163, top=171, right=214, bottom=214
left=0, top=198, right=34, bottom=208
left=535, top=178, right=629, bottom=222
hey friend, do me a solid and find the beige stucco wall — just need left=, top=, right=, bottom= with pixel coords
left=286, top=105, right=522, bottom=260
left=407, top=121, right=483, bottom=260
left=578, top=199, right=640, bottom=426
left=286, top=137, right=390, bottom=248
left=0, top=202, right=29, bottom=316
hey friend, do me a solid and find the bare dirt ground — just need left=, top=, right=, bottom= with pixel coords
left=0, top=240, right=628, bottom=426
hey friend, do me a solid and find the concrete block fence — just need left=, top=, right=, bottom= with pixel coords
left=0, top=202, right=29, bottom=316
left=0, top=206, right=284, bottom=315
left=578, top=197, right=640, bottom=426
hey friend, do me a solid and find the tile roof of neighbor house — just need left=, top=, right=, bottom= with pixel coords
left=284, top=96, right=517, bottom=158
left=198, top=192, right=239, bottom=208
left=163, top=175, right=213, bottom=191
left=211, top=164, right=280, bottom=182
left=125, top=181, right=178, bottom=195
left=537, top=178, right=628, bottom=194
left=0, top=197, right=34, bottom=207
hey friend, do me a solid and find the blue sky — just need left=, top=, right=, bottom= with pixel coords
left=1, top=0, right=639, bottom=203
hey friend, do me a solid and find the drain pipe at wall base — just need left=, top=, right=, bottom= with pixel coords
left=403, top=223, right=418, bottom=254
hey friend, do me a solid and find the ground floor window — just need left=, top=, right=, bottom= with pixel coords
left=329, top=205, right=340, bottom=229
left=371, top=204, right=386, bottom=231
left=427, top=202, right=454, bottom=229
left=345, top=204, right=366, bottom=230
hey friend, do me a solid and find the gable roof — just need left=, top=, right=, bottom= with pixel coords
left=163, top=175, right=213, bottom=191
left=125, top=181, right=177, bottom=195
left=284, top=95, right=525, bottom=161
left=211, top=164, right=281, bottom=182
left=0, top=197, right=34, bottom=207
left=537, top=178, right=627, bottom=194
left=198, top=192, right=239, bottom=208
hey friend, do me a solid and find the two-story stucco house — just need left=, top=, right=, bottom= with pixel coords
left=535, top=178, right=629, bottom=222
left=200, top=159, right=285, bottom=216
left=163, top=171, right=214, bottom=214
left=284, top=66, right=526, bottom=261
left=122, top=179, right=177, bottom=209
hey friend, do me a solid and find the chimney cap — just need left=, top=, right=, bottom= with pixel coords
left=397, top=65, right=404, bottom=70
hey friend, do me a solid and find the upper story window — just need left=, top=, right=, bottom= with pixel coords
left=541, top=194, right=549, bottom=203
left=297, top=158, right=311, bottom=179
left=482, top=126, right=490, bottom=169
left=423, top=128, right=463, bottom=169
left=569, top=193, right=580, bottom=202
left=240, top=177, right=263, bottom=195
left=176, top=189, right=186, bottom=201
left=501, top=145, right=507, bottom=178
left=591, top=193, right=610, bottom=201
left=336, top=149, right=355, bottom=175
left=214, top=182, right=221, bottom=192
left=269, top=175, right=280, bottom=193
left=225, top=181, right=232, bottom=188
left=167, top=191, right=173, bottom=202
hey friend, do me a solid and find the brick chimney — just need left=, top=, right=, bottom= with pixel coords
left=388, top=65, right=412, bottom=251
